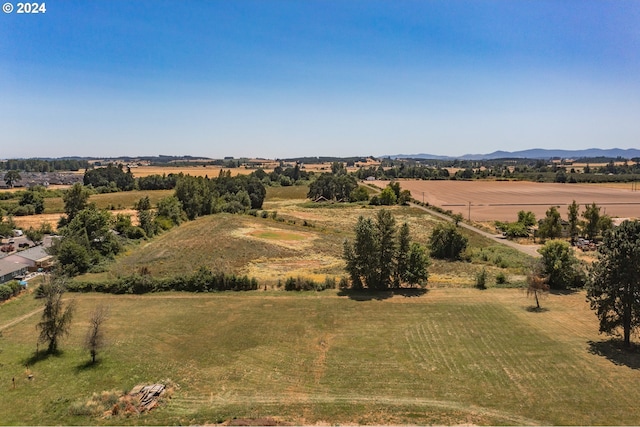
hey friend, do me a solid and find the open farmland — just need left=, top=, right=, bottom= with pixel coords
left=2, top=289, right=640, bottom=425
left=84, top=186, right=529, bottom=286
left=373, top=180, right=640, bottom=221
left=128, top=165, right=257, bottom=178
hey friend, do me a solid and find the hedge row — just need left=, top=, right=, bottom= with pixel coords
left=0, top=281, right=24, bottom=302
left=283, top=276, right=340, bottom=291
left=67, top=267, right=259, bottom=294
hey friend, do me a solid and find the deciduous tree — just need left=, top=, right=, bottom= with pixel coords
left=538, top=239, right=584, bottom=289
left=582, top=202, right=601, bottom=241
left=84, top=304, right=109, bottom=364
left=3, top=170, right=21, bottom=188
left=63, top=183, right=90, bottom=221
left=537, top=206, right=562, bottom=241
left=527, top=261, right=549, bottom=309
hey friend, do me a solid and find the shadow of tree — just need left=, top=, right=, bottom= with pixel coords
left=525, top=306, right=549, bottom=313
left=23, top=349, right=62, bottom=366
left=549, top=288, right=580, bottom=296
left=75, top=359, right=101, bottom=373
left=588, top=339, right=640, bottom=370
left=337, top=287, right=428, bottom=301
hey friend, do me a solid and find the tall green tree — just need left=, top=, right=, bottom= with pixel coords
left=582, top=202, right=601, bottom=240
left=344, top=210, right=429, bottom=290
left=404, top=243, right=430, bottom=287
left=537, top=206, right=563, bottom=241
left=567, top=200, right=580, bottom=243
left=374, top=210, right=396, bottom=290
left=587, top=220, right=640, bottom=347
left=394, top=223, right=411, bottom=287
left=36, top=278, right=76, bottom=353
left=343, top=217, right=377, bottom=290
left=63, top=183, right=90, bottom=221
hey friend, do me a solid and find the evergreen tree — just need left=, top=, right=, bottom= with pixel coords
left=36, top=278, right=75, bottom=354
left=567, top=200, right=580, bottom=243
left=587, top=220, right=640, bottom=347
left=344, top=210, right=429, bottom=290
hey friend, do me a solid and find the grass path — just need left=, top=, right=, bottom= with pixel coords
left=0, top=307, right=42, bottom=332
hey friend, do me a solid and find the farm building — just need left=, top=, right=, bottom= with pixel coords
left=0, top=259, right=28, bottom=284
left=3, top=246, right=54, bottom=271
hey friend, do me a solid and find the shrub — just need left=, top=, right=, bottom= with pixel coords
left=475, top=269, right=487, bottom=290
left=429, top=222, right=468, bottom=260
left=495, top=271, right=508, bottom=285
left=284, top=276, right=333, bottom=291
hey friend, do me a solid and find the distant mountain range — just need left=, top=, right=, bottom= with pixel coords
left=387, top=148, right=640, bottom=161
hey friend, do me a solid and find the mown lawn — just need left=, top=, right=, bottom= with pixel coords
left=1, top=289, right=639, bottom=425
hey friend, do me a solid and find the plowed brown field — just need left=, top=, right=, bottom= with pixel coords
left=371, top=180, right=640, bottom=221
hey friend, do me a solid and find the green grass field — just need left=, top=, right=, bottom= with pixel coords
left=1, top=289, right=639, bottom=425
left=5, top=186, right=616, bottom=425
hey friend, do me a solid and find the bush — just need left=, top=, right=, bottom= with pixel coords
left=66, top=268, right=259, bottom=294
left=495, top=271, right=508, bottom=285
left=475, top=269, right=487, bottom=290
left=0, top=281, right=23, bottom=302
left=284, top=276, right=333, bottom=291
left=429, top=223, right=468, bottom=260
left=539, top=240, right=585, bottom=289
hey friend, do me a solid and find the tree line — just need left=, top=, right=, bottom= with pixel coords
left=1, top=158, right=89, bottom=172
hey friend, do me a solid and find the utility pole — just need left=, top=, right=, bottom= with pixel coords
left=468, top=201, right=471, bottom=221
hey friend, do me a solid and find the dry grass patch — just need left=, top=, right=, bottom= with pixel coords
left=129, top=166, right=256, bottom=178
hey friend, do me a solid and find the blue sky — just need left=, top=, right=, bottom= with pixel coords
left=1, top=1, right=639, bottom=159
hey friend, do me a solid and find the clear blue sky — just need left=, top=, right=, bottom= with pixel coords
left=2, top=1, right=639, bottom=159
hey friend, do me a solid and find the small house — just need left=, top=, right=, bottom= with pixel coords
left=0, top=259, right=28, bottom=284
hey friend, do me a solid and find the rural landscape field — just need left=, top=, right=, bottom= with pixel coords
left=375, top=180, right=640, bottom=222
left=4, top=2, right=640, bottom=425
left=2, top=174, right=640, bottom=425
